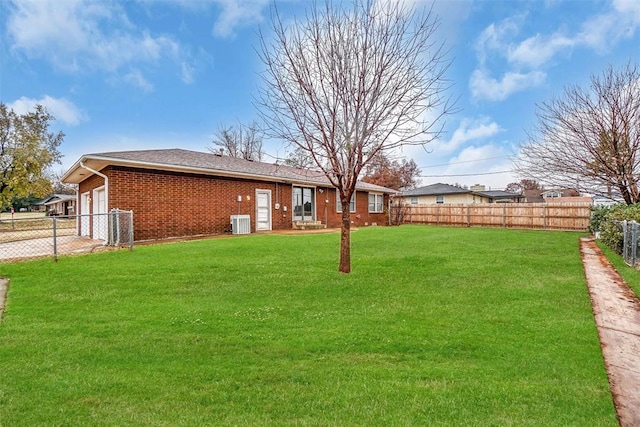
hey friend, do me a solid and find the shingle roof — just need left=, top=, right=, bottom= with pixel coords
left=62, top=148, right=394, bottom=193
left=474, top=190, right=521, bottom=198
left=401, top=183, right=471, bottom=197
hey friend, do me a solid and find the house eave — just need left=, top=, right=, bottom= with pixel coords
left=62, top=154, right=394, bottom=193
left=62, top=155, right=298, bottom=185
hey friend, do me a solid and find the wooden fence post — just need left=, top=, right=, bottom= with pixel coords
left=502, top=204, right=506, bottom=228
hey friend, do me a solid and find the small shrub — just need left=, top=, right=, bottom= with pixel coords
left=589, top=205, right=614, bottom=234
left=596, top=204, right=640, bottom=254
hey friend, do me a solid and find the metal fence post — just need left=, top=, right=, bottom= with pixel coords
left=632, top=221, right=638, bottom=267
left=114, top=209, right=121, bottom=246
left=622, top=220, right=628, bottom=264
left=53, top=216, right=58, bottom=263
left=129, top=210, right=134, bottom=250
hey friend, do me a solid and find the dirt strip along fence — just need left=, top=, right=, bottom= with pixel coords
left=391, top=202, right=592, bottom=231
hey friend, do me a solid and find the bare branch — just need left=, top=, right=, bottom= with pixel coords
left=516, top=62, right=640, bottom=204
left=209, top=120, right=264, bottom=162
left=256, top=0, right=453, bottom=272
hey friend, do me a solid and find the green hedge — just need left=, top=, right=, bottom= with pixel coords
left=590, top=204, right=640, bottom=254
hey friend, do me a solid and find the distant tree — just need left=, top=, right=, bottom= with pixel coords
left=51, top=169, right=77, bottom=195
left=10, top=194, right=41, bottom=212
left=504, top=179, right=542, bottom=194
left=0, top=103, right=63, bottom=208
left=516, top=63, right=640, bottom=205
left=209, top=121, right=264, bottom=162
left=258, top=0, right=453, bottom=272
left=362, top=153, right=421, bottom=191
left=504, top=182, right=521, bottom=194
left=283, top=146, right=315, bottom=169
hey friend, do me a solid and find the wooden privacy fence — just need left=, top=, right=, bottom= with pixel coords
left=391, top=202, right=592, bottom=231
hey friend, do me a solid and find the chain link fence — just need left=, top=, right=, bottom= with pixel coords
left=0, top=209, right=133, bottom=263
left=620, top=220, right=640, bottom=267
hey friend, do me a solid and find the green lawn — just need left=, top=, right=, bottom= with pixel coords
left=0, top=226, right=616, bottom=426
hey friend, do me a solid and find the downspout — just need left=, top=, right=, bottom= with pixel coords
left=79, top=161, right=109, bottom=215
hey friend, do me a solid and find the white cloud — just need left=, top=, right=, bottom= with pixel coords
left=474, top=16, right=524, bottom=66
left=442, top=144, right=516, bottom=189
left=434, top=117, right=502, bottom=153
left=7, top=0, right=182, bottom=78
left=8, top=96, right=88, bottom=126
left=210, top=0, right=269, bottom=38
left=507, top=33, right=575, bottom=68
left=123, top=70, right=154, bottom=92
left=181, top=61, right=196, bottom=84
left=470, top=69, right=546, bottom=102
left=471, top=1, right=640, bottom=102
left=577, top=0, right=640, bottom=52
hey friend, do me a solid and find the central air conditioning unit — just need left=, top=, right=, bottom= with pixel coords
left=230, top=215, right=251, bottom=235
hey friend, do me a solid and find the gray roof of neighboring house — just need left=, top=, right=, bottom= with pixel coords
left=474, top=190, right=521, bottom=199
left=62, top=148, right=394, bottom=193
left=39, top=194, right=76, bottom=205
left=401, top=183, right=471, bottom=197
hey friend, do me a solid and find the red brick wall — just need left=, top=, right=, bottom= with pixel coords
left=107, top=166, right=301, bottom=241
left=319, top=187, right=388, bottom=228
left=77, top=166, right=387, bottom=241
left=78, top=173, right=106, bottom=213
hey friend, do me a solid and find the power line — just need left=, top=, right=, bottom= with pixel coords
left=419, top=170, right=513, bottom=178
left=418, top=155, right=513, bottom=169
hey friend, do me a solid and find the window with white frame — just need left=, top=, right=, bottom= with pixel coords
left=436, top=195, right=444, bottom=204
left=336, top=192, right=356, bottom=212
left=368, top=193, right=384, bottom=213
left=410, top=196, right=418, bottom=204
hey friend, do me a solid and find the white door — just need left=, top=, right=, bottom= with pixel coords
left=255, top=190, right=272, bottom=231
left=80, top=192, right=90, bottom=237
left=92, top=187, right=108, bottom=241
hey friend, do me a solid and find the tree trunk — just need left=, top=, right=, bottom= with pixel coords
left=339, top=204, right=351, bottom=273
left=619, top=184, right=633, bottom=205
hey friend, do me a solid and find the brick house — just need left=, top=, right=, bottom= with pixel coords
left=61, top=149, right=394, bottom=241
left=399, top=183, right=522, bottom=205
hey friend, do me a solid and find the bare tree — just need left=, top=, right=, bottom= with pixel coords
left=283, top=146, right=315, bottom=169
left=257, top=0, right=453, bottom=273
left=209, top=121, right=264, bottom=162
left=51, top=169, right=77, bottom=195
left=516, top=63, right=640, bottom=204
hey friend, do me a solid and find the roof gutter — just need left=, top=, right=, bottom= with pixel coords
left=80, top=161, right=108, bottom=215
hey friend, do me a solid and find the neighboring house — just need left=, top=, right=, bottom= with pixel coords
left=472, top=190, right=524, bottom=203
left=398, top=183, right=521, bottom=205
left=592, top=194, right=624, bottom=207
left=542, top=188, right=580, bottom=199
left=61, top=149, right=394, bottom=241
left=39, top=194, right=76, bottom=215
left=522, top=189, right=544, bottom=203
left=522, top=188, right=582, bottom=203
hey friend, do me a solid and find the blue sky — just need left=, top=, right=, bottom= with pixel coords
left=2, top=0, right=639, bottom=190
